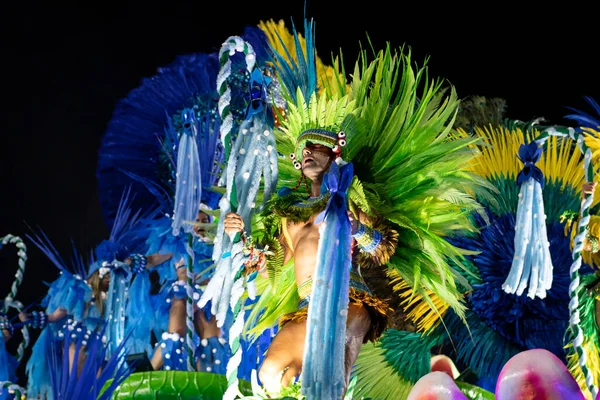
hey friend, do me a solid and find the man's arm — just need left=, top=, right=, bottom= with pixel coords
left=349, top=209, right=399, bottom=268
left=225, top=212, right=285, bottom=280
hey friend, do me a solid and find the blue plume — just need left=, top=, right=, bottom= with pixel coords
left=301, top=162, right=354, bottom=399
left=97, top=28, right=272, bottom=226
left=564, top=96, right=600, bottom=129
left=268, top=18, right=318, bottom=104
left=449, top=210, right=593, bottom=372
left=97, top=53, right=221, bottom=225
left=48, top=324, right=134, bottom=400
left=240, top=26, right=271, bottom=63
left=26, top=229, right=88, bottom=278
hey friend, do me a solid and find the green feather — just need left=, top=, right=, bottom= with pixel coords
left=352, top=341, right=415, bottom=399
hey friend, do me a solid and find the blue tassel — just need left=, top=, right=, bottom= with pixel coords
left=301, top=162, right=354, bottom=399
left=105, top=267, right=131, bottom=359
left=503, top=142, right=553, bottom=299
left=171, top=109, right=203, bottom=237
left=502, top=176, right=553, bottom=299
left=26, top=327, right=57, bottom=399
left=126, top=270, right=154, bottom=355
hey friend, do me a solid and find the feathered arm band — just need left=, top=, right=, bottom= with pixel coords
left=353, top=217, right=398, bottom=268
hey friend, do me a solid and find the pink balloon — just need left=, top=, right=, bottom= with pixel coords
left=496, top=348, right=585, bottom=400
left=407, top=371, right=468, bottom=400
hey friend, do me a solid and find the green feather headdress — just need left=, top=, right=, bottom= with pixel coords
left=276, top=88, right=356, bottom=167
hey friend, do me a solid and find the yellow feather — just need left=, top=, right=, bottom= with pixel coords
left=458, top=125, right=586, bottom=194
left=389, top=270, right=450, bottom=332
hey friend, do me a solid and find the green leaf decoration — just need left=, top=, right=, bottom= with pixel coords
left=106, top=371, right=252, bottom=400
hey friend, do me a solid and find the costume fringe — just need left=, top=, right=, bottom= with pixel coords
left=279, top=287, right=391, bottom=342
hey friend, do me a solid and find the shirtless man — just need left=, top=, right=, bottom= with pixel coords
left=224, top=142, right=393, bottom=394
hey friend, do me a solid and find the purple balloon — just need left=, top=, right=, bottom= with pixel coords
left=407, top=371, right=468, bottom=400
left=496, top=348, right=585, bottom=400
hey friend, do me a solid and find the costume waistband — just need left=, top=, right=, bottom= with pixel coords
left=297, top=270, right=371, bottom=309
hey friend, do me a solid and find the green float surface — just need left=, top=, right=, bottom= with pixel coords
left=107, top=371, right=253, bottom=399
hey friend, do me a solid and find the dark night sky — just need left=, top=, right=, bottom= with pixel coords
left=1, top=2, right=599, bottom=314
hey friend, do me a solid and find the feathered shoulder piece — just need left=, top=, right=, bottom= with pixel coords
left=268, top=187, right=330, bottom=223
left=336, top=44, right=487, bottom=324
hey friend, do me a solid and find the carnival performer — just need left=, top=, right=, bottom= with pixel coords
left=200, top=20, right=489, bottom=399
left=23, top=195, right=170, bottom=400
left=149, top=204, right=231, bottom=373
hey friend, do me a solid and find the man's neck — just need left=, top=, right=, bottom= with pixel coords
left=310, top=180, right=322, bottom=198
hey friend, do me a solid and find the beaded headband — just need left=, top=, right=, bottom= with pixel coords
left=289, top=128, right=347, bottom=169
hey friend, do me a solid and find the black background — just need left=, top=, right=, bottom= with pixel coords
left=1, top=1, right=598, bottom=375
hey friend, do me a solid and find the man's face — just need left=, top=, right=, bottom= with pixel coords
left=301, top=143, right=334, bottom=181
left=194, top=211, right=210, bottom=237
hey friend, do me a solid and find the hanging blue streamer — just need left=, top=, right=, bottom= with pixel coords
left=503, top=141, right=553, bottom=299
left=301, top=162, right=354, bottom=399
left=171, top=109, right=203, bottom=237
left=104, top=265, right=131, bottom=359
left=126, top=269, right=154, bottom=355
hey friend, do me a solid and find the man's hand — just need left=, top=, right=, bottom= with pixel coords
left=18, top=311, right=30, bottom=323
left=583, top=182, right=597, bottom=197
left=224, top=212, right=244, bottom=236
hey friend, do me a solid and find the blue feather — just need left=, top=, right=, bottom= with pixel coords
left=564, top=96, right=600, bottom=129
left=97, top=53, right=221, bottom=225
left=48, top=324, right=134, bottom=400
left=26, top=229, right=88, bottom=278
left=268, top=18, right=318, bottom=104
left=97, top=29, right=272, bottom=225
left=448, top=209, right=594, bottom=387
